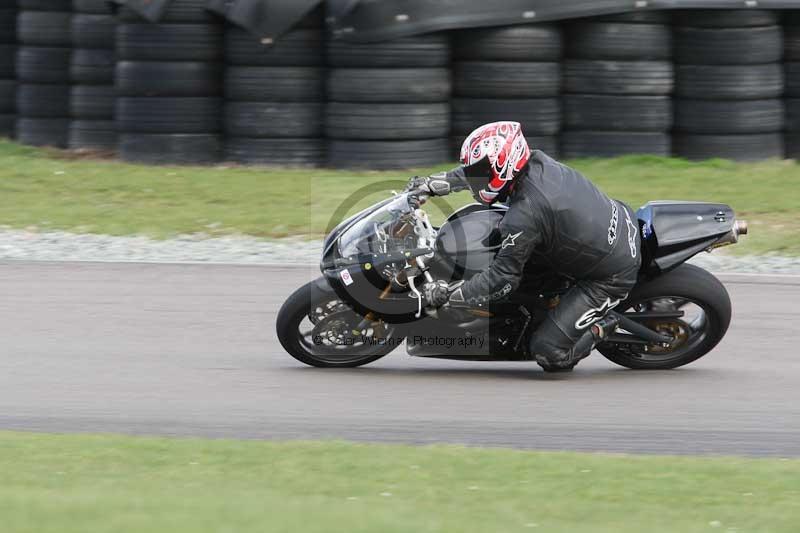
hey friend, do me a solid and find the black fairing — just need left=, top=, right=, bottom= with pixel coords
left=638, top=201, right=736, bottom=274
left=434, top=204, right=508, bottom=280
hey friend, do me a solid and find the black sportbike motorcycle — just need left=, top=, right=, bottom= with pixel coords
left=277, top=186, right=747, bottom=370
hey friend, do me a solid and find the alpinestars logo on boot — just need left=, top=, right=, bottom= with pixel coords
left=574, top=298, right=621, bottom=330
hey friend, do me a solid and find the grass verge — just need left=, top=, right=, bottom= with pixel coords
left=2, top=431, right=799, bottom=533
left=0, top=141, right=798, bottom=254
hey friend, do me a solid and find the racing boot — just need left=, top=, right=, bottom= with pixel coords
left=537, top=314, right=621, bottom=373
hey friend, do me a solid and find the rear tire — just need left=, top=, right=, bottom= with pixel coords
left=598, top=264, right=732, bottom=369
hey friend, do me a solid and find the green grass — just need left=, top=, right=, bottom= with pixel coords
left=2, top=432, right=799, bottom=533
left=0, top=141, right=798, bottom=254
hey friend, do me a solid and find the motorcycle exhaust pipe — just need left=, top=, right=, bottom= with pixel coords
left=711, top=219, right=748, bottom=249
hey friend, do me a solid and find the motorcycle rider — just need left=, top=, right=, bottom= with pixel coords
left=411, top=121, right=641, bottom=372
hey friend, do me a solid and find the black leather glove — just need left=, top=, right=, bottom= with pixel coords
left=421, top=280, right=467, bottom=309
left=422, top=280, right=451, bottom=308
left=406, top=173, right=451, bottom=196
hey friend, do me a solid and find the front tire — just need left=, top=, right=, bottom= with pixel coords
left=276, top=277, right=404, bottom=368
left=598, top=264, right=732, bottom=369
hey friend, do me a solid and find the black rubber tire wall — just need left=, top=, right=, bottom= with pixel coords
left=0, top=79, right=14, bottom=113
left=563, top=95, right=672, bottom=131
left=454, top=61, right=561, bottom=97
left=328, top=68, right=451, bottom=103
left=224, top=66, right=323, bottom=102
left=16, top=47, right=71, bottom=83
left=68, top=120, right=116, bottom=150
left=18, top=1, right=72, bottom=11
left=561, top=131, right=670, bottom=158
left=73, top=0, right=114, bottom=14
left=117, top=24, right=223, bottom=62
left=785, top=26, right=800, bottom=61
left=16, top=117, right=70, bottom=147
left=224, top=138, right=326, bottom=166
left=675, top=64, right=783, bottom=100
left=71, top=85, right=115, bottom=119
left=0, top=114, right=15, bottom=135
left=328, top=139, right=452, bottom=170
left=326, top=102, right=450, bottom=141
left=329, top=34, right=450, bottom=67
left=119, top=133, right=222, bottom=164
left=116, top=61, right=221, bottom=97
left=70, top=49, right=114, bottom=84
left=594, top=11, right=671, bottom=24
left=0, top=10, right=14, bottom=44
left=116, top=97, right=221, bottom=134
left=566, top=23, right=671, bottom=60
left=451, top=98, right=561, bottom=135
left=0, top=45, right=14, bottom=77
left=118, top=0, right=217, bottom=23
left=224, top=20, right=324, bottom=167
left=784, top=62, right=800, bottom=97
left=453, top=25, right=562, bottom=61
left=674, top=26, right=783, bottom=65
left=784, top=133, right=800, bottom=159
left=785, top=98, right=800, bottom=131
left=225, top=28, right=323, bottom=66
left=16, top=5, right=71, bottom=148
left=0, top=7, right=13, bottom=136
left=17, top=84, right=70, bottom=117
left=673, top=10, right=777, bottom=28
left=71, top=14, right=116, bottom=48
left=223, top=102, right=323, bottom=137
left=564, top=60, right=673, bottom=95
left=674, top=99, right=784, bottom=134
left=17, top=11, right=72, bottom=46
left=673, top=133, right=783, bottom=161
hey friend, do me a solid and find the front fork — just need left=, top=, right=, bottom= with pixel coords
left=352, top=256, right=436, bottom=334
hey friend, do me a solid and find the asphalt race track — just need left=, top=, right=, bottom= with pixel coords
left=1, top=261, right=798, bottom=457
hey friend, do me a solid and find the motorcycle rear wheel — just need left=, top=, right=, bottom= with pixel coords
left=597, top=264, right=732, bottom=369
left=276, top=277, right=404, bottom=367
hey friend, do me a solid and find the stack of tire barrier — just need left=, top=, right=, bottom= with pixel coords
left=672, top=10, right=784, bottom=161
left=70, top=0, right=115, bottom=150
left=0, top=3, right=15, bottom=137
left=15, top=0, right=72, bottom=147
left=116, top=0, right=223, bottom=164
left=562, top=12, right=673, bottom=158
left=223, top=9, right=324, bottom=166
left=452, top=24, right=561, bottom=157
left=784, top=12, right=800, bottom=159
left=327, top=34, right=451, bottom=169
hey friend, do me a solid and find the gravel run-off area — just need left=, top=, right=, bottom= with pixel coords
left=1, top=230, right=799, bottom=274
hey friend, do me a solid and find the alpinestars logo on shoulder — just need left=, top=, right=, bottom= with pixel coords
left=501, top=231, right=522, bottom=250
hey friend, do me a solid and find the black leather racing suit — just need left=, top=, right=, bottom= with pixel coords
left=441, top=150, right=642, bottom=369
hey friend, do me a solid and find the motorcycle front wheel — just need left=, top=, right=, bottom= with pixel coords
left=276, top=277, right=405, bottom=368
left=597, top=264, right=732, bottom=370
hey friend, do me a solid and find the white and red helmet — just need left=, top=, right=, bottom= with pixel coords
left=459, top=121, right=530, bottom=205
